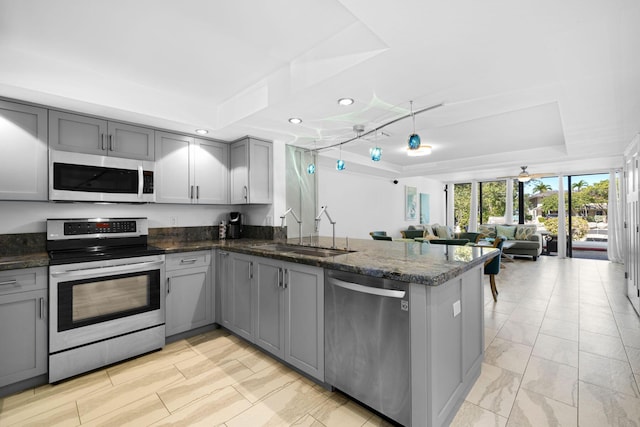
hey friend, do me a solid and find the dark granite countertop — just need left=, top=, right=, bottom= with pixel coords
left=0, top=237, right=498, bottom=286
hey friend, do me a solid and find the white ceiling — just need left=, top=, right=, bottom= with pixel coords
left=1, top=0, right=638, bottom=182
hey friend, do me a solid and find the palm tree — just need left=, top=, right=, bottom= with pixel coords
left=572, top=179, right=588, bottom=192
left=532, top=181, right=551, bottom=194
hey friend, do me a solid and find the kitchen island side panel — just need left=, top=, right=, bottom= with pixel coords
left=410, top=265, right=484, bottom=427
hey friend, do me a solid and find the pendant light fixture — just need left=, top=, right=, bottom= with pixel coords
left=407, top=100, right=421, bottom=150
left=336, top=145, right=345, bottom=171
left=370, top=130, right=382, bottom=161
left=307, top=141, right=316, bottom=174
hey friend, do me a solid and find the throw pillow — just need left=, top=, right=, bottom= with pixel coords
left=478, top=224, right=496, bottom=238
left=515, top=225, right=536, bottom=240
left=435, top=225, right=453, bottom=239
left=496, top=225, right=516, bottom=240
left=422, top=224, right=436, bottom=237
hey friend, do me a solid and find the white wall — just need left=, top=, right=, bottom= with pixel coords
left=317, top=164, right=445, bottom=239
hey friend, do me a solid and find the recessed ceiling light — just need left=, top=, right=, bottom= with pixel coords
left=337, top=98, right=354, bottom=106
left=288, top=117, right=302, bottom=124
left=195, top=129, right=208, bottom=135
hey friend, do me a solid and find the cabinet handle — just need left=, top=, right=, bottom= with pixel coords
left=249, top=261, right=253, bottom=279
left=0, top=279, right=17, bottom=286
left=109, top=134, right=114, bottom=151
left=180, top=258, right=197, bottom=264
left=39, top=297, right=45, bottom=319
left=196, top=185, right=200, bottom=199
left=167, top=277, right=171, bottom=294
left=278, top=267, right=283, bottom=288
left=101, top=133, right=106, bottom=150
left=283, top=269, right=288, bottom=289
left=190, top=185, right=194, bottom=199
left=243, top=185, right=248, bottom=202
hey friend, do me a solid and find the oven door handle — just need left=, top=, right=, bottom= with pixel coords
left=51, top=260, right=164, bottom=279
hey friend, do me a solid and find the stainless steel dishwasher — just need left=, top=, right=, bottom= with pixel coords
left=325, top=269, right=410, bottom=426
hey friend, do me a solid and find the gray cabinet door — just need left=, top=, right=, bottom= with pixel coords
left=0, top=100, right=48, bottom=201
left=166, top=266, right=212, bottom=337
left=0, top=289, right=47, bottom=387
left=254, top=258, right=284, bottom=358
left=220, top=252, right=254, bottom=342
left=49, top=110, right=107, bottom=155
left=107, top=122, right=155, bottom=161
left=155, top=131, right=194, bottom=204
left=248, top=138, right=273, bottom=204
left=229, top=139, right=249, bottom=204
left=283, top=262, right=324, bottom=380
left=195, top=139, right=229, bottom=204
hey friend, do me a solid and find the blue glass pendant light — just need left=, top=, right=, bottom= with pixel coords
left=370, top=146, right=382, bottom=161
left=307, top=142, right=316, bottom=174
left=407, top=100, right=421, bottom=150
left=336, top=145, right=345, bottom=170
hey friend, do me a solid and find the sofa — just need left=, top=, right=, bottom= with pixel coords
left=401, top=223, right=543, bottom=261
left=477, top=224, right=543, bottom=261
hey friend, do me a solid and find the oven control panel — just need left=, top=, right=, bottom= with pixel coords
left=64, top=220, right=137, bottom=235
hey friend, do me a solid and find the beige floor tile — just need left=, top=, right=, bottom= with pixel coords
left=158, top=359, right=254, bottom=412
left=544, top=306, right=579, bottom=323
left=465, top=363, right=521, bottom=417
left=195, top=336, right=258, bottom=365
left=237, top=347, right=280, bottom=373
left=11, top=401, right=80, bottom=427
left=310, top=393, right=373, bottom=427
left=532, top=333, right=578, bottom=367
left=0, top=370, right=112, bottom=426
left=227, top=379, right=329, bottom=427
left=626, top=346, right=640, bottom=374
left=579, top=329, right=628, bottom=361
left=520, top=356, right=578, bottom=406
left=507, top=307, right=545, bottom=327
left=362, top=414, right=395, bottom=426
left=82, top=393, right=169, bottom=427
left=107, top=339, right=198, bottom=385
left=232, top=363, right=300, bottom=403
left=516, top=297, right=549, bottom=312
left=578, top=380, right=640, bottom=427
left=496, top=320, right=540, bottom=346
left=484, top=312, right=510, bottom=330
left=151, top=385, right=252, bottom=427
left=579, top=311, right=620, bottom=337
left=539, top=317, right=579, bottom=342
left=620, top=326, right=640, bottom=349
left=614, top=311, right=640, bottom=329
left=0, top=387, right=35, bottom=411
left=450, top=401, right=507, bottom=427
left=507, top=388, right=577, bottom=427
left=291, top=413, right=326, bottom=426
left=484, top=338, right=533, bottom=375
left=579, top=351, right=639, bottom=397
left=486, top=300, right=519, bottom=315
left=76, top=365, right=184, bottom=423
left=484, top=327, right=499, bottom=350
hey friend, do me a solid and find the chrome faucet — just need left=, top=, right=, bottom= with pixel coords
left=315, top=205, right=337, bottom=248
left=280, top=208, right=302, bottom=245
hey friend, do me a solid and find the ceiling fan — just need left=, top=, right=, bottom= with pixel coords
left=497, top=166, right=555, bottom=182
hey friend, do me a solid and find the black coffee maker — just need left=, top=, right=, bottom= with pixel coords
left=228, top=212, right=242, bottom=239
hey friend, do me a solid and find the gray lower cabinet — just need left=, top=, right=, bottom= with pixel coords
left=228, top=254, right=324, bottom=380
left=218, top=251, right=254, bottom=342
left=0, top=268, right=47, bottom=388
left=165, top=251, right=214, bottom=337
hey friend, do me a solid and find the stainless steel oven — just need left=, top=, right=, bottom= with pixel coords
left=47, top=218, right=165, bottom=382
left=49, top=151, right=155, bottom=203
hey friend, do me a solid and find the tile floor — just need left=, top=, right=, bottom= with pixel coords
left=0, top=256, right=636, bottom=426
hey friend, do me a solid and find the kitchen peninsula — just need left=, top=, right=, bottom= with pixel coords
left=0, top=232, right=497, bottom=427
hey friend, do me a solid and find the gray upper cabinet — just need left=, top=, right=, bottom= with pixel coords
left=0, top=267, right=48, bottom=388
left=0, top=100, right=48, bottom=201
left=230, top=137, right=273, bottom=204
left=155, top=132, right=229, bottom=204
left=49, top=110, right=155, bottom=161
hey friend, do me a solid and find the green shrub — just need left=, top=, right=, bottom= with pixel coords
left=539, top=216, right=589, bottom=240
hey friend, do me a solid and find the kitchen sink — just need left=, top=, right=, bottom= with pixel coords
left=253, top=243, right=354, bottom=257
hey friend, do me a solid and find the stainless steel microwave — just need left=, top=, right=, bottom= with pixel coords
left=49, top=151, right=155, bottom=202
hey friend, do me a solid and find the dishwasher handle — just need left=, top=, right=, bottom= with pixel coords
left=331, top=278, right=406, bottom=299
